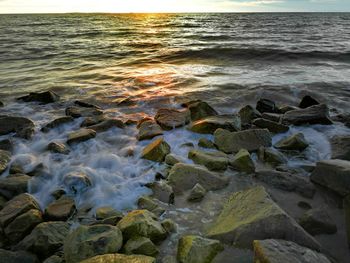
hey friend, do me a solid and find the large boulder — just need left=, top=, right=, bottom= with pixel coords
left=214, top=128, right=272, bottom=153
left=45, top=196, right=76, bottom=221
left=155, top=108, right=190, bottom=130
left=188, top=115, right=241, bottom=134
left=205, top=186, right=320, bottom=250
left=0, top=249, right=39, bottom=263
left=188, top=149, right=228, bottom=171
left=299, top=208, right=337, bottom=236
left=167, top=163, right=229, bottom=193
left=124, top=236, right=159, bottom=257
left=331, top=135, right=350, bottom=160
left=0, top=174, right=31, bottom=199
left=117, top=210, right=167, bottom=242
left=62, top=172, right=92, bottom=194
left=238, top=105, right=261, bottom=125
left=41, top=117, right=74, bottom=133
left=310, top=159, right=350, bottom=196
left=0, top=116, right=35, bottom=139
left=256, top=99, right=277, bottom=113
left=138, top=120, right=163, bottom=141
left=275, top=133, right=309, bottom=151
left=230, top=149, right=255, bottom=173
left=67, top=129, right=96, bottom=145
left=252, top=118, right=289, bottom=133
left=185, top=101, right=218, bottom=121
left=253, top=239, right=331, bottom=263
left=141, top=137, right=171, bottom=162
left=282, top=104, right=332, bottom=125
left=64, top=224, right=123, bottom=263
left=65, top=106, right=103, bottom=118
left=17, top=91, right=59, bottom=104
left=88, top=119, right=125, bottom=133
left=299, top=95, right=320, bottom=109
left=79, top=254, right=155, bottom=263
left=177, top=235, right=223, bottom=263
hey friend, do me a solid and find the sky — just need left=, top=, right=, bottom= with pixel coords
left=0, top=0, right=349, bottom=13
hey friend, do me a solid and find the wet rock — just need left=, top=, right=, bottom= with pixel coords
left=67, top=128, right=96, bottom=145
left=161, top=219, right=177, bottom=234
left=0, top=249, right=39, bottom=263
left=310, top=159, right=350, bottom=196
left=165, top=153, right=183, bottom=166
left=17, top=91, right=59, bottom=104
left=63, top=172, right=92, bottom=194
left=0, top=193, right=40, bottom=227
left=298, top=201, right=312, bottom=210
left=0, top=101, right=3, bottom=107
left=0, top=149, right=11, bottom=175
left=344, top=195, right=350, bottom=248
left=331, top=135, right=350, bottom=160
left=51, top=189, right=66, bottom=200
left=146, top=181, right=174, bottom=204
left=4, top=209, right=43, bottom=244
left=79, top=254, right=155, bottom=263
left=0, top=139, right=13, bottom=152
left=95, top=206, right=122, bottom=220
left=113, top=97, right=135, bottom=106
left=256, top=98, right=277, bottom=113
left=65, top=106, right=103, bottom=118
left=188, top=149, right=228, bottom=171
left=0, top=195, right=7, bottom=210
left=299, top=95, right=320, bottom=109
left=0, top=174, right=31, bottom=200
left=177, top=235, right=223, bottom=263
left=155, top=108, right=190, bottom=130
left=282, top=104, right=332, bottom=125
left=45, top=196, right=76, bottom=221
left=238, top=105, right=261, bottom=125
left=252, top=118, right=289, bottom=133
left=137, top=117, right=154, bottom=128
left=16, top=222, right=70, bottom=259
left=41, top=117, right=74, bottom=133
left=278, top=105, right=299, bottom=114
left=141, top=137, right=171, bottom=163
left=43, top=255, right=63, bottom=263
left=138, top=120, right=163, bottom=141
left=88, top=119, right=124, bottom=133
left=275, top=133, right=309, bottom=151
left=185, top=100, right=218, bottom=121
left=124, top=236, right=159, bottom=257
left=206, top=186, right=320, bottom=250
left=188, top=115, right=241, bottom=134
left=187, top=183, right=206, bottom=202
left=47, top=142, right=70, bottom=155
left=198, top=138, right=215, bottom=149
left=74, top=100, right=100, bottom=109
left=255, top=170, right=315, bottom=198
left=258, top=147, right=287, bottom=167
left=117, top=209, right=167, bottom=242
left=138, top=196, right=165, bottom=216
left=230, top=149, right=255, bottom=173
left=64, top=224, right=123, bottom=263
left=9, top=163, right=25, bottom=174
left=0, top=116, right=35, bottom=139
left=214, top=128, right=272, bottom=153
left=80, top=115, right=106, bottom=127
left=167, top=163, right=229, bottom=193
left=299, top=208, right=337, bottom=236
left=261, top=112, right=281, bottom=123
left=253, top=239, right=331, bottom=263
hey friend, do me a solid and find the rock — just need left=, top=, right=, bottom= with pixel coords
left=155, top=108, right=190, bottom=130
left=117, top=210, right=167, bottom=242
left=65, top=106, right=103, bottom=118
left=177, top=235, right=223, bottom=263
left=4, top=209, right=43, bottom=244
left=188, top=149, right=228, bottom=171
left=64, top=224, right=123, bottom=263
left=162, top=256, right=177, bottom=263
left=88, top=119, right=124, bottom=133
left=17, top=91, right=59, bottom=104
left=0, top=174, right=31, bottom=200
left=0, top=101, right=3, bottom=107
left=0, top=193, right=40, bottom=227
left=67, top=129, right=96, bottom=145
left=74, top=100, right=100, bottom=109
left=79, top=254, right=155, bottom=263
left=298, top=201, right=312, bottom=210
left=146, top=181, right=174, bottom=204
left=124, top=236, right=159, bottom=256
left=187, top=183, right=206, bottom=202
left=0, top=139, right=13, bottom=152
left=47, top=142, right=70, bottom=155
left=255, top=170, right=315, bottom=198
left=0, top=116, right=35, bottom=139
left=0, top=150, right=11, bottom=175
left=0, top=195, right=7, bottom=210
left=188, top=115, right=241, bottom=134
left=310, top=159, right=350, bottom=196
left=230, top=149, right=255, bottom=173
left=261, top=112, right=281, bottom=123
left=275, top=133, right=309, bottom=151
left=206, top=186, right=320, bottom=250
left=252, top=118, right=289, bottom=133
left=9, top=164, right=24, bottom=174
left=137, top=117, right=154, bottom=128
left=161, top=219, right=177, bottom=233
left=113, top=97, right=135, bottom=106
left=0, top=249, right=39, bottom=263
left=141, top=137, right=171, bottom=162
left=198, top=138, right=215, bottom=149
left=331, top=135, right=350, bottom=160
left=258, top=147, right=286, bottom=166
left=253, top=239, right=331, bottom=263
left=167, top=163, right=229, bottom=193
left=344, top=195, right=350, bottom=248
left=186, top=101, right=218, bottom=121
left=45, top=196, right=76, bottom=221
left=256, top=98, right=277, bottom=113
left=282, top=104, right=332, bottom=125
left=299, top=95, right=320, bottom=109
left=95, top=207, right=122, bottom=220
left=278, top=105, right=299, bottom=114
left=63, top=172, right=92, bottom=194
left=80, top=115, right=106, bottom=127
left=16, top=222, right=70, bottom=259
left=214, top=128, right=272, bottom=153
left=238, top=105, right=261, bottom=125
left=138, top=120, right=163, bottom=141
left=43, top=255, right=63, bottom=263
left=299, top=208, right=337, bottom=236
left=41, top=117, right=74, bottom=133
left=138, top=196, right=165, bottom=216
left=165, top=154, right=182, bottom=166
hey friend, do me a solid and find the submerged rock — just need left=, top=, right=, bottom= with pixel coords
left=275, top=133, right=309, bottom=151
left=88, top=118, right=124, bottom=133
left=185, top=100, right=218, bottom=121
left=67, top=129, right=96, bottom=145
left=41, top=117, right=74, bottom=133
left=252, top=118, right=289, bottom=133
left=47, top=142, right=70, bottom=155
left=64, top=224, right=123, bottom=263
left=206, top=186, right=320, bottom=250
left=0, top=149, right=11, bottom=175
left=141, top=137, right=171, bottom=162
left=0, top=249, right=39, bottom=263
left=155, top=108, right=190, bottom=130
left=17, top=91, right=59, bottom=104
left=230, top=149, right=255, bottom=173
left=299, top=95, right=320, bottom=109
left=258, top=147, right=287, bottom=167
left=214, top=128, right=272, bottom=153
left=188, top=149, right=228, bottom=171
left=198, top=138, right=215, bottom=149
left=256, top=98, right=277, bottom=113
left=187, top=183, right=206, bottom=202
left=0, top=174, right=31, bottom=199
left=253, top=239, right=331, bottom=263
left=124, top=236, right=159, bottom=257
left=45, top=196, right=76, bottom=221
left=299, top=208, right=337, bottom=236
left=79, top=254, right=155, bottom=263
left=138, top=120, right=163, bottom=141
left=238, top=105, right=261, bottom=125
left=65, top=106, right=103, bottom=118
left=0, top=116, right=35, bottom=139
left=177, top=235, right=223, bottom=263
left=331, top=135, right=350, bottom=160
left=282, top=104, right=332, bottom=125
left=188, top=115, right=241, bottom=134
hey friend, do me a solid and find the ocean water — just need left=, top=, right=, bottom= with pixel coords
left=0, top=13, right=350, bottom=213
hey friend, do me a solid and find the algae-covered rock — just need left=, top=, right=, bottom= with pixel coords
left=0, top=139, right=13, bottom=152
left=275, top=133, right=309, bottom=151
left=138, top=120, right=163, bottom=141
left=67, top=129, right=96, bottom=145
left=45, top=196, right=76, bottom=221
left=299, top=208, right=337, bottom=236
left=186, top=101, right=218, bottom=121
left=0, top=174, right=30, bottom=199
left=64, top=224, right=123, bottom=263
left=141, top=137, right=171, bottom=162
left=177, top=235, right=223, bottom=263
left=282, top=104, right=332, bottom=125
left=79, top=254, right=155, bottom=263
left=0, top=116, right=35, bottom=139
left=167, top=163, right=229, bottom=193
left=188, top=149, right=228, bottom=171
left=41, top=117, right=74, bottom=133
left=238, top=105, right=261, bottom=125
left=189, top=115, right=241, bottom=134
left=187, top=183, right=206, bottom=202
left=47, top=142, right=70, bottom=155
left=252, top=118, right=289, bottom=133
left=0, top=149, right=11, bottom=174
left=0, top=248, right=39, bottom=263
left=258, top=147, right=286, bottom=166
left=155, top=108, right=190, bottom=130
left=206, top=186, right=320, bottom=250
left=198, top=138, right=215, bottom=149
left=230, top=149, right=255, bottom=173
left=124, top=236, right=159, bottom=256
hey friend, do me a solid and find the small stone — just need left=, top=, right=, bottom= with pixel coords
left=275, top=133, right=309, bottom=151
left=0, top=174, right=30, bottom=200
left=51, top=189, right=66, bottom=200
left=187, top=183, right=206, bottom=202
left=141, top=137, right=171, bottom=162
left=67, top=129, right=96, bottom=145
left=198, top=138, right=215, bottom=149
left=17, top=91, right=59, bottom=104
left=124, top=236, right=159, bottom=257
left=252, top=118, right=289, bottom=133
left=138, top=196, right=165, bottom=216
left=189, top=115, right=241, bottom=134
left=155, top=108, right=190, bottom=130
left=80, top=115, right=106, bottom=127
left=230, top=149, right=255, bottom=173
left=138, top=120, right=163, bottom=141
left=188, top=149, right=228, bottom=171
left=185, top=100, right=218, bottom=121
left=41, top=117, right=74, bottom=133
left=299, top=95, right=320, bottom=109
left=45, top=196, right=76, bottom=221
left=9, top=163, right=25, bottom=174
left=238, top=105, right=261, bottom=125
left=47, top=142, right=70, bottom=154
left=278, top=105, right=299, bottom=113
left=161, top=219, right=177, bottom=233
left=299, top=208, right=337, bottom=235
left=256, top=98, right=277, bottom=113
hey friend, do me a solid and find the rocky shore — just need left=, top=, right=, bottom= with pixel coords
left=0, top=91, right=350, bottom=263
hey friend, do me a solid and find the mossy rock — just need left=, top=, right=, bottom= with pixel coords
left=124, top=236, right=159, bottom=256
left=188, top=115, right=241, bottom=134
left=138, top=120, right=163, bottom=141
left=141, top=137, right=171, bottom=162
left=230, top=149, right=255, bottom=173
left=80, top=254, right=155, bottom=263
left=95, top=206, right=123, bottom=220
left=186, top=101, right=218, bottom=121
left=188, top=149, right=228, bottom=171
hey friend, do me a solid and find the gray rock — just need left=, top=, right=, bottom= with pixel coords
left=141, top=137, right=171, bottom=163
left=95, top=206, right=123, bottom=220
left=275, top=133, right=309, bottom=151
left=186, top=101, right=218, bottom=121
left=0, top=116, right=35, bottom=139
left=331, top=135, right=350, bottom=160
left=0, top=174, right=31, bottom=199
left=187, top=183, right=206, bottom=202
left=0, top=139, right=13, bottom=152
left=189, top=115, right=241, bottom=134
left=17, top=91, right=59, bottom=104
left=0, top=249, right=39, bottom=263
left=198, top=138, right=215, bottom=149
left=238, top=105, right=261, bottom=125
left=41, top=117, right=74, bottom=133
left=278, top=105, right=299, bottom=114
left=344, top=195, right=350, bottom=248
left=80, top=115, right=106, bottom=127
left=261, top=112, right=281, bottom=123
left=252, top=118, right=289, bottom=133
left=63, top=172, right=92, bottom=194
left=230, top=149, right=255, bottom=173
left=155, top=108, right=191, bottom=130
left=165, top=153, right=183, bottom=166
left=299, top=208, right=337, bottom=236
left=47, top=142, right=70, bottom=155
left=65, top=106, right=103, bottom=118
left=138, top=120, right=163, bottom=141
left=258, top=147, right=287, bottom=166
left=188, top=149, right=228, bottom=171
left=161, top=219, right=177, bottom=234
left=282, top=104, right=332, bottom=125
left=67, top=129, right=96, bottom=145
left=0, top=149, right=11, bottom=175
left=137, top=196, right=165, bottom=216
